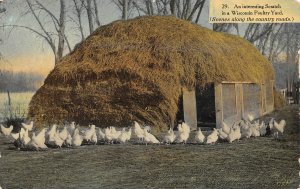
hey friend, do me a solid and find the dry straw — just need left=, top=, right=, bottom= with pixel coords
left=28, top=16, right=274, bottom=130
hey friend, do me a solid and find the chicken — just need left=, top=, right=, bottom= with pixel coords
left=206, top=129, right=218, bottom=144
left=240, top=121, right=252, bottom=138
left=104, top=127, right=113, bottom=143
left=247, top=113, right=255, bottom=122
left=273, top=119, right=286, bottom=138
left=217, top=128, right=228, bottom=140
left=250, top=127, right=260, bottom=137
left=134, top=121, right=145, bottom=141
left=227, top=127, right=241, bottom=143
left=21, top=121, right=34, bottom=131
left=66, top=134, right=72, bottom=147
left=67, top=122, right=76, bottom=136
left=118, top=128, right=132, bottom=143
left=10, top=132, right=20, bottom=140
left=195, top=127, right=205, bottom=143
left=72, top=129, right=83, bottom=147
left=30, top=128, right=48, bottom=149
left=143, top=128, right=160, bottom=145
left=12, top=128, right=26, bottom=142
left=259, top=122, right=267, bottom=136
left=176, top=123, right=190, bottom=144
left=53, top=130, right=64, bottom=148
left=91, top=132, right=97, bottom=144
left=274, top=119, right=286, bottom=134
left=21, top=129, right=31, bottom=147
left=0, top=125, right=13, bottom=136
left=83, top=125, right=96, bottom=142
left=59, top=126, right=69, bottom=141
left=46, top=124, right=57, bottom=144
left=221, top=122, right=230, bottom=135
left=164, top=128, right=176, bottom=144
left=97, top=128, right=106, bottom=141
left=110, top=126, right=121, bottom=141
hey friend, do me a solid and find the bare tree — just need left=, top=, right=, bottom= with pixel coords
left=113, top=0, right=206, bottom=23
left=72, top=0, right=85, bottom=41
left=86, top=0, right=94, bottom=33
left=112, top=0, right=133, bottom=20
left=3, top=0, right=69, bottom=65
left=244, top=23, right=275, bottom=44
left=93, top=0, right=101, bottom=27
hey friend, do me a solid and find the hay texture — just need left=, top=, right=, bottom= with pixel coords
left=28, top=16, right=274, bottom=129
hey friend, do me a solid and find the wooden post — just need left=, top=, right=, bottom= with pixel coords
left=271, top=80, right=275, bottom=111
left=214, top=83, right=223, bottom=129
left=260, top=83, right=266, bottom=116
left=7, top=90, right=12, bottom=118
left=182, top=88, right=197, bottom=131
left=235, top=84, right=243, bottom=121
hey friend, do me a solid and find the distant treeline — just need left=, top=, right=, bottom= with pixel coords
left=0, top=70, right=45, bottom=92
left=273, top=62, right=298, bottom=90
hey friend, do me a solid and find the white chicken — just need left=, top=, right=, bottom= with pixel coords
left=91, top=132, right=98, bottom=144
left=118, top=128, right=132, bottom=143
left=176, top=123, right=190, bottom=144
left=0, top=125, right=13, bottom=136
left=30, top=128, right=48, bottom=149
left=67, top=122, right=76, bottom=136
left=97, top=128, right=106, bottom=141
left=227, top=127, right=241, bottom=143
left=206, top=129, right=218, bottom=144
left=83, top=125, right=96, bottom=142
left=21, top=129, right=31, bottom=147
left=250, top=126, right=260, bottom=137
left=21, top=121, right=34, bottom=131
left=46, top=124, right=57, bottom=144
left=66, top=133, right=72, bottom=146
left=53, top=130, right=64, bottom=148
left=217, top=128, right=228, bottom=140
left=110, top=126, right=121, bottom=141
left=10, top=132, right=20, bottom=140
left=195, top=127, right=205, bottom=143
left=240, top=121, right=252, bottom=138
left=143, top=127, right=160, bottom=145
left=221, top=122, right=230, bottom=135
left=104, top=127, right=113, bottom=143
left=134, top=121, right=145, bottom=141
left=273, top=119, right=286, bottom=138
left=164, top=128, right=176, bottom=144
left=59, top=126, right=69, bottom=141
left=72, top=128, right=83, bottom=147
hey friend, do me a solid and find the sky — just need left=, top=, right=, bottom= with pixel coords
left=0, top=0, right=210, bottom=77
left=0, top=1, right=120, bottom=76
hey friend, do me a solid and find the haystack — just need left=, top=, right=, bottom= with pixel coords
left=28, top=16, right=274, bottom=130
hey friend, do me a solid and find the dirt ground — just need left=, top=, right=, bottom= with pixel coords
left=0, top=105, right=299, bottom=189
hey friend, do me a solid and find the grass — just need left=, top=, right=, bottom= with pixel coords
left=0, top=92, right=34, bottom=122
left=0, top=105, right=298, bottom=189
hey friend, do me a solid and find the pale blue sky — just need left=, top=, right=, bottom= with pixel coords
left=0, top=0, right=210, bottom=74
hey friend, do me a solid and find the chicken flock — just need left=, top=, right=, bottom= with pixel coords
left=0, top=117, right=286, bottom=151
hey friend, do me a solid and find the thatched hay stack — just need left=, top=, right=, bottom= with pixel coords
left=28, top=16, right=274, bottom=129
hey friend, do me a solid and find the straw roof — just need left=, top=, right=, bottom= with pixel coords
left=28, top=16, right=274, bottom=129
